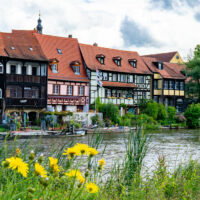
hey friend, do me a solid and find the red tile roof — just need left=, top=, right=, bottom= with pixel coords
left=79, top=44, right=152, bottom=75
left=142, top=56, right=185, bottom=80
left=102, top=81, right=137, bottom=88
left=143, top=51, right=177, bottom=62
left=0, top=30, right=48, bottom=61
left=35, top=33, right=89, bottom=83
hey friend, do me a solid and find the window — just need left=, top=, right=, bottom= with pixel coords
left=158, top=62, right=163, bottom=70
left=24, top=87, right=39, bottom=98
left=22, top=66, right=27, bottom=75
left=138, top=76, right=144, bottom=83
left=79, top=86, right=84, bottom=96
left=53, top=85, right=60, bottom=95
left=52, top=64, right=58, bottom=73
left=169, top=80, right=174, bottom=89
left=112, top=73, right=118, bottom=81
left=129, top=59, right=137, bottom=68
left=72, top=66, right=80, bottom=75
left=32, top=67, right=37, bottom=76
left=67, top=85, right=73, bottom=95
left=11, top=65, right=16, bottom=74
left=41, top=65, right=47, bottom=76
left=10, top=46, right=15, bottom=50
left=96, top=55, right=105, bottom=65
left=6, top=86, right=22, bottom=98
left=129, top=75, right=133, bottom=83
left=176, top=99, right=183, bottom=113
left=117, top=90, right=122, bottom=98
left=175, top=81, right=180, bottom=90
left=113, top=57, right=121, bottom=66
left=57, top=49, right=62, bottom=54
left=102, top=72, right=108, bottom=81
left=180, top=81, right=184, bottom=90
left=154, top=80, right=158, bottom=89
left=154, top=96, right=159, bottom=103
left=0, top=88, right=2, bottom=98
left=29, top=47, right=33, bottom=51
left=0, top=63, right=3, bottom=74
left=142, top=92, right=146, bottom=99
left=120, top=74, right=125, bottom=82
left=105, top=89, right=111, bottom=97
left=112, top=90, right=117, bottom=97
left=164, top=80, right=168, bottom=89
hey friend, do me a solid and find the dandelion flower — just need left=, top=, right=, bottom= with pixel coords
left=49, top=157, right=60, bottom=172
left=6, top=157, right=28, bottom=177
left=87, top=147, right=98, bottom=157
left=86, top=182, right=99, bottom=193
left=75, top=143, right=89, bottom=155
left=35, top=163, right=47, bottom=178
left=65, top=169, right=85, bottom=183
left=63, top=146, right=78, bottom=159
left=98, top=158, right=106, bottom=169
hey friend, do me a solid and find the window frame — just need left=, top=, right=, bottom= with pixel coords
left=0, top=63, right=3, bottom=74
left=53, top=84, right=60, bottom=95
left=79, top=86, right=84, bottom=96
left=67, top=85, right=73, bottom=95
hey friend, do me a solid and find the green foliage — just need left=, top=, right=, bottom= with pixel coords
left=91, top=114, right=101, bottom=125
left=16, top=122, right=21, bottom=130
left=157, top=103, right=167, bottom=121
left=184, top=103, right=200, bottom=128
left=144, top=101, right=159, bottom=120
left=43, top=111, right=73, bottom=116
left=185, top=45, right=200, bottom=102
left=99, top=103, right=119, bottom=124
left=119, top=103, right=127, bottom=109
left=138, top=99, right=151, bottom=113
left=167, top=106, right=176, bottom=123
left=69, top=120, right=81, bottom=129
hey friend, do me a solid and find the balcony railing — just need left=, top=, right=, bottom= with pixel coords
left=6, top=74, right=47, bottom=84
left=5, top=98, right=47, bottom=108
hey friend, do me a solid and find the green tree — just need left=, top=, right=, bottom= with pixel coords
left=144, top=101, right=159, bottom=120
left=167, top=106, right=176, bottom=123
left=185, top=45, right=200, bottom=102
left=184, top=103, right=200, bottom=128
left=157, top=103, right=167, bottom=121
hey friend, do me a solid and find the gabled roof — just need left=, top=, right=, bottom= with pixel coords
left=34, top=33, right=89, bottom=83
left=0, top=30, right=48, bottom=61
left=79, top=44, right=152, bottom=75
left=143, top=51, right=177, bottom=62
left=142, top=56, right=185, bottom=80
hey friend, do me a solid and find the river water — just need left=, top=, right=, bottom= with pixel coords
left=1, top=129, right=200, bottom=175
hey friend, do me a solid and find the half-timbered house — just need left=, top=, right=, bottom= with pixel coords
left=79, top=43, right=152, bottom=113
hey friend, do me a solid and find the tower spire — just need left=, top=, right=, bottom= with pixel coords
left=36, top=12, right=43, bottom=34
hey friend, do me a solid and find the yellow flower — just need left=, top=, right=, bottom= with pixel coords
left=87, top=147, right=98, bottom=157
left=98, top=158, right=106, bottom=169
left=65, top=169, right=85, bottom=184
left=63, top=146, right=78, bottom=159
left=16, top=147, right=20, bottom=155
left=35, top=163, right=47, bottom=178
left=6, top=157, right=28, bottom=177
left=86, top=182, right=99, bottom=193
left=74, top=143, right=89, bottom=155
left=49, top=157, right=60, bottom=172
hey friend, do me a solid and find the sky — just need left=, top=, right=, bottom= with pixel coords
left=0, top=0, right=200, bottom=60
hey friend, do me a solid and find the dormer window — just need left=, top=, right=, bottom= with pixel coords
left=158, top=62, right=163, bottom=70
left=96, top=54, right=105, bottom=65
left=57, top=48, right=62, bottom=54
left=50, top=58, right=59, bottom=73
left=129, top=59, right=137, bottom=68
left=113, top=57, right=121, bottom=66
left=70, top=61, right=80, bottom=75
left=0, top=63, right=3, bottom=74
left=29, top=47, right=33, bottom=51
left=10, top=46, right=15, bottom=50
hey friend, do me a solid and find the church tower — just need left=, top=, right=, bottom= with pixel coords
left=36, top=13, right=43, bottom=34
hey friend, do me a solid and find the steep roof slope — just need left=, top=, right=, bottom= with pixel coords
left=0, top=30, right=48, bottom=61
left=35, top=33, right=89, bottom=82
left=143, top=52, right=177, bottom=62
left=142, top=56, right=185, bottom=80
left=79, top=44, right=152, bottom=75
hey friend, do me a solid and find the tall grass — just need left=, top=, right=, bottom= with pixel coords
left=0, top=130, right=199, bottom=199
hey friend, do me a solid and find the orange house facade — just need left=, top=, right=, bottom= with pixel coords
left=35, top=34, right=90, bottom=112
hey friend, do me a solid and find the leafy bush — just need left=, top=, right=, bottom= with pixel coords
left=99, top=103, right=120, bottom=124
left=91, top=114, right=101, bottom=125
left=167, top=106, right=176, bottom=123
left=70, top=120, right=81, bottom=129
left=175, top=114, right=186, bottom=123
left=144, top=101, right=159, bottom=120
left=157, top=103, right=167, bottom=121
left=184, top=103, right=200, bottom=128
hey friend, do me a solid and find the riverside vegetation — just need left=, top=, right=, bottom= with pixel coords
left=0, top=130, right=200, bottom=199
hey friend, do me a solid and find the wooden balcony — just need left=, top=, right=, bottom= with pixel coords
left=5, top=98, right=47, bottom=109
left=6, top=74, right=47, bottom=84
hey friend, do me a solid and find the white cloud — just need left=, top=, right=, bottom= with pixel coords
left=0, top=0, right=200, bottom=60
